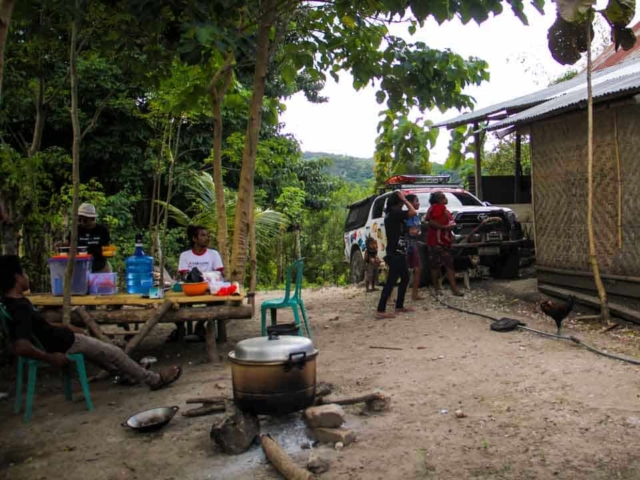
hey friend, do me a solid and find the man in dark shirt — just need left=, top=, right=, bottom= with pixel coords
left=376, top=191, right=418, bottom=319
left=76, top=203, right=111, bottom=273
left=0, top=255, right=181, bottom=389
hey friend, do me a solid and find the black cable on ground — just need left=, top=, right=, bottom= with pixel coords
left=435, top=296, right=640, bottom=366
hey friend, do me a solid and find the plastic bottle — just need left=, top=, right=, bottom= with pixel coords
left=125, top=234, right=154, bottom=295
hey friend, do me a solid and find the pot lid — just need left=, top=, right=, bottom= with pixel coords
left=233, top=334, right=316, bottom=362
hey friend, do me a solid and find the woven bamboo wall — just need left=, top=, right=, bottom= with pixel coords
left=531, top=103, right=640, bottom=276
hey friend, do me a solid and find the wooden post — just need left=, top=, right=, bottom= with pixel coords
left=124, top=299, right=174, bottom=355
left=514, top=132, right=522, bottom=203
left=473, top=123, right=483, bottom=200
left=217, top=320, right=228, bottom=343
left=73, top=307, right=115, bottom=346
left=205, top=320, right=219, bottom=363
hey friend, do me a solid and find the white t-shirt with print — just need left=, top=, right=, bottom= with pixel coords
left=178, top=249, right=223, bottom=273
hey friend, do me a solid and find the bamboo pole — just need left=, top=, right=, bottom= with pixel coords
left=585, top=17, right=610, bottom=323
left=613, top=112, right=622, bottom=250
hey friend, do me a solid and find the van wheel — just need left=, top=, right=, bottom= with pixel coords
left=350, top=250, right=365, bottom=284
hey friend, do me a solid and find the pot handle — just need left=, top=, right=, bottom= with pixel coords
left=285, top=351, right=307, bottom=371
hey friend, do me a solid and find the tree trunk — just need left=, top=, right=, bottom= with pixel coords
left=295, top=227, right=301, bottom=260
left=586, top=17, right=610, bottom=323
left=159, top=119, right=180, bottom=288
left=0, top=0, right=17, bottom=103
left=473, top=123, right=483, bottom=200
left=64, top=0, right=82, bottom=324
left=28, top=77, right=46, bottom=157
left=209, top=52, right=234, bottom=269
left=229, top=0, right=278, bottom=283
left=249, top=201, right=257, bottom=293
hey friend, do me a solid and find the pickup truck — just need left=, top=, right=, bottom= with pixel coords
left=344, top=175, right=527, bottom=284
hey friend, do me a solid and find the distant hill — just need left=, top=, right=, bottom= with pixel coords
left=303, top=152, right=374, bottom=185
left=303, top=151, right=461, bottom=185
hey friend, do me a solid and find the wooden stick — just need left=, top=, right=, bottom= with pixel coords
left=182, top=404, right=226, bottom=417
left=124, top=300, right=174, bottom=355
left=185, top=396, right=227, bottom=405
left=259, top=434, right=313, bottom=480
left=205, top=319, right=219, bottom=363
left=319, top=392, right=386, bottom=406
left=369, top=346, right=403, bottom=351
left=74, top=307, right=116, bottom=345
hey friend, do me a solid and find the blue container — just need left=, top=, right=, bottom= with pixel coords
left=48, top=254, right=93, bottom=296
left=125, top=236, right=154, bottom=295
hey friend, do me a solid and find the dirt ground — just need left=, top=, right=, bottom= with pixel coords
left=3, top=276, right=640, bottom=480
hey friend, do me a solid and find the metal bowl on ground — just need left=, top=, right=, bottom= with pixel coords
left=228, top=334, right=318, bottom=416
left=121, top=406, right=179, bottom=432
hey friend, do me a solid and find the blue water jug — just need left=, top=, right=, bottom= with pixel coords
left=125, top=234, right=154, bottom=295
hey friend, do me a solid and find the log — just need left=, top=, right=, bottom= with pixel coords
left=259, top=434, right=313, bottom=480
left=124, top=300, right=174, bottom=355
left=319, top=392, right=390, bottom=411
left=206, top=319, right=218, bottom=363
left=73, top=307, right=115, bottom=345
left=210, top=402, right=259, bottom=455
left=183, top=404, right=226, bottom=417
left=42, top=305, right=253, bottom=324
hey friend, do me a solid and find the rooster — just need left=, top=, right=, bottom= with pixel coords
left=540, top=295, right=575, bottom=336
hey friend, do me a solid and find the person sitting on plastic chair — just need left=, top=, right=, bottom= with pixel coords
left=0, top=255, right=181, bottom=390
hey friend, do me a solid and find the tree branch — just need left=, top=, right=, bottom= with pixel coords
left=81, top=91, right=114, bottom=140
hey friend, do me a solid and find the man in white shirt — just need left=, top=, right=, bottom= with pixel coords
left=178, top=226, right=224, bottom=278
left=169, top=226, right=224, bottom=343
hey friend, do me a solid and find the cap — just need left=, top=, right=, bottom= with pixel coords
left=78, top=203, right=97, bottom=218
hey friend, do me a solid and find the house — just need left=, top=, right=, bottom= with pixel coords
left=436, top=57, right=640, bottom=317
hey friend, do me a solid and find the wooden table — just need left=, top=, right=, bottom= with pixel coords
left=28, top=291, right=254, bottom=362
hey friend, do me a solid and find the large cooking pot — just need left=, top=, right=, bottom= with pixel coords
left=228, top=333, right=318, bottom=415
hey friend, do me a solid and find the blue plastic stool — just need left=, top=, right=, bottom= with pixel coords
left=260, top=259, right=312, bottom=339
left=1, top=303, right=94, bottom=422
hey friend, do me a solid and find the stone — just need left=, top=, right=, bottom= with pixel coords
left=313, top=427, right=356, bottom=446
left=304, top=404, right=346, bottom=428
left=334, top=442, right=344, bottom=451
left=210, top=403, right=259, bottom=455
left=307, top=451, right=331, bottom=474
left=455, top=409, right=467, bottom=418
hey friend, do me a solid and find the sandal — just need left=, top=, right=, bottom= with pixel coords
left=375, top=312, right=396, bottom=319
left=150, top=366, right=182, bottom=391
left=395, top=307, right=415, bottom=313
left=451, top=291, right=464, bottom=297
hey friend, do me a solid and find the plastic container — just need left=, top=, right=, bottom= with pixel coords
left=89, top=273, right=118, bottom=295
left=181, top=281, right=209, bottom=296
left=125, top=234, right=154, bottom=295
left=48, top=254, right=93, bottom=296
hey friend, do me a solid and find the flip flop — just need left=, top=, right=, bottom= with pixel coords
left=150, top=366, right=182, bottom=391
left=375, top=312, right=396, bottom=319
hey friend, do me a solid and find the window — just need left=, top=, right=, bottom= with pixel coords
left=371, top=196, right=387, bottom=219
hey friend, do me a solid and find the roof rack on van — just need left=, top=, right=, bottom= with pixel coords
left=383, top=174, right=461, bottom=190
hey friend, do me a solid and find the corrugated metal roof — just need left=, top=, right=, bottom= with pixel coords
left=434, top=57, right=640, bottom=129
left=488, top=64, right=640, bottom=130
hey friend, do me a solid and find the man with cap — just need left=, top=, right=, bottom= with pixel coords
left=76, top=203, right=111, bottom=273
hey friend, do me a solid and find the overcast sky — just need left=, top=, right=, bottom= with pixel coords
left=280, top=2, right=607, bottom=163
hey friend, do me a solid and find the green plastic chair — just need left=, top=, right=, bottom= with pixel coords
left=0, top=302, right=94, bottom=423
left=260, top=259, right=312, bottom=339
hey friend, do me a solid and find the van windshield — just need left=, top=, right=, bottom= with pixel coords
left=417, top=192, right=483, bottom=209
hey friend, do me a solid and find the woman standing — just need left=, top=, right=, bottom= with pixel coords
left=376, top=191, right=417, bottom=319
left=425, top=192, right=463, bottom=297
